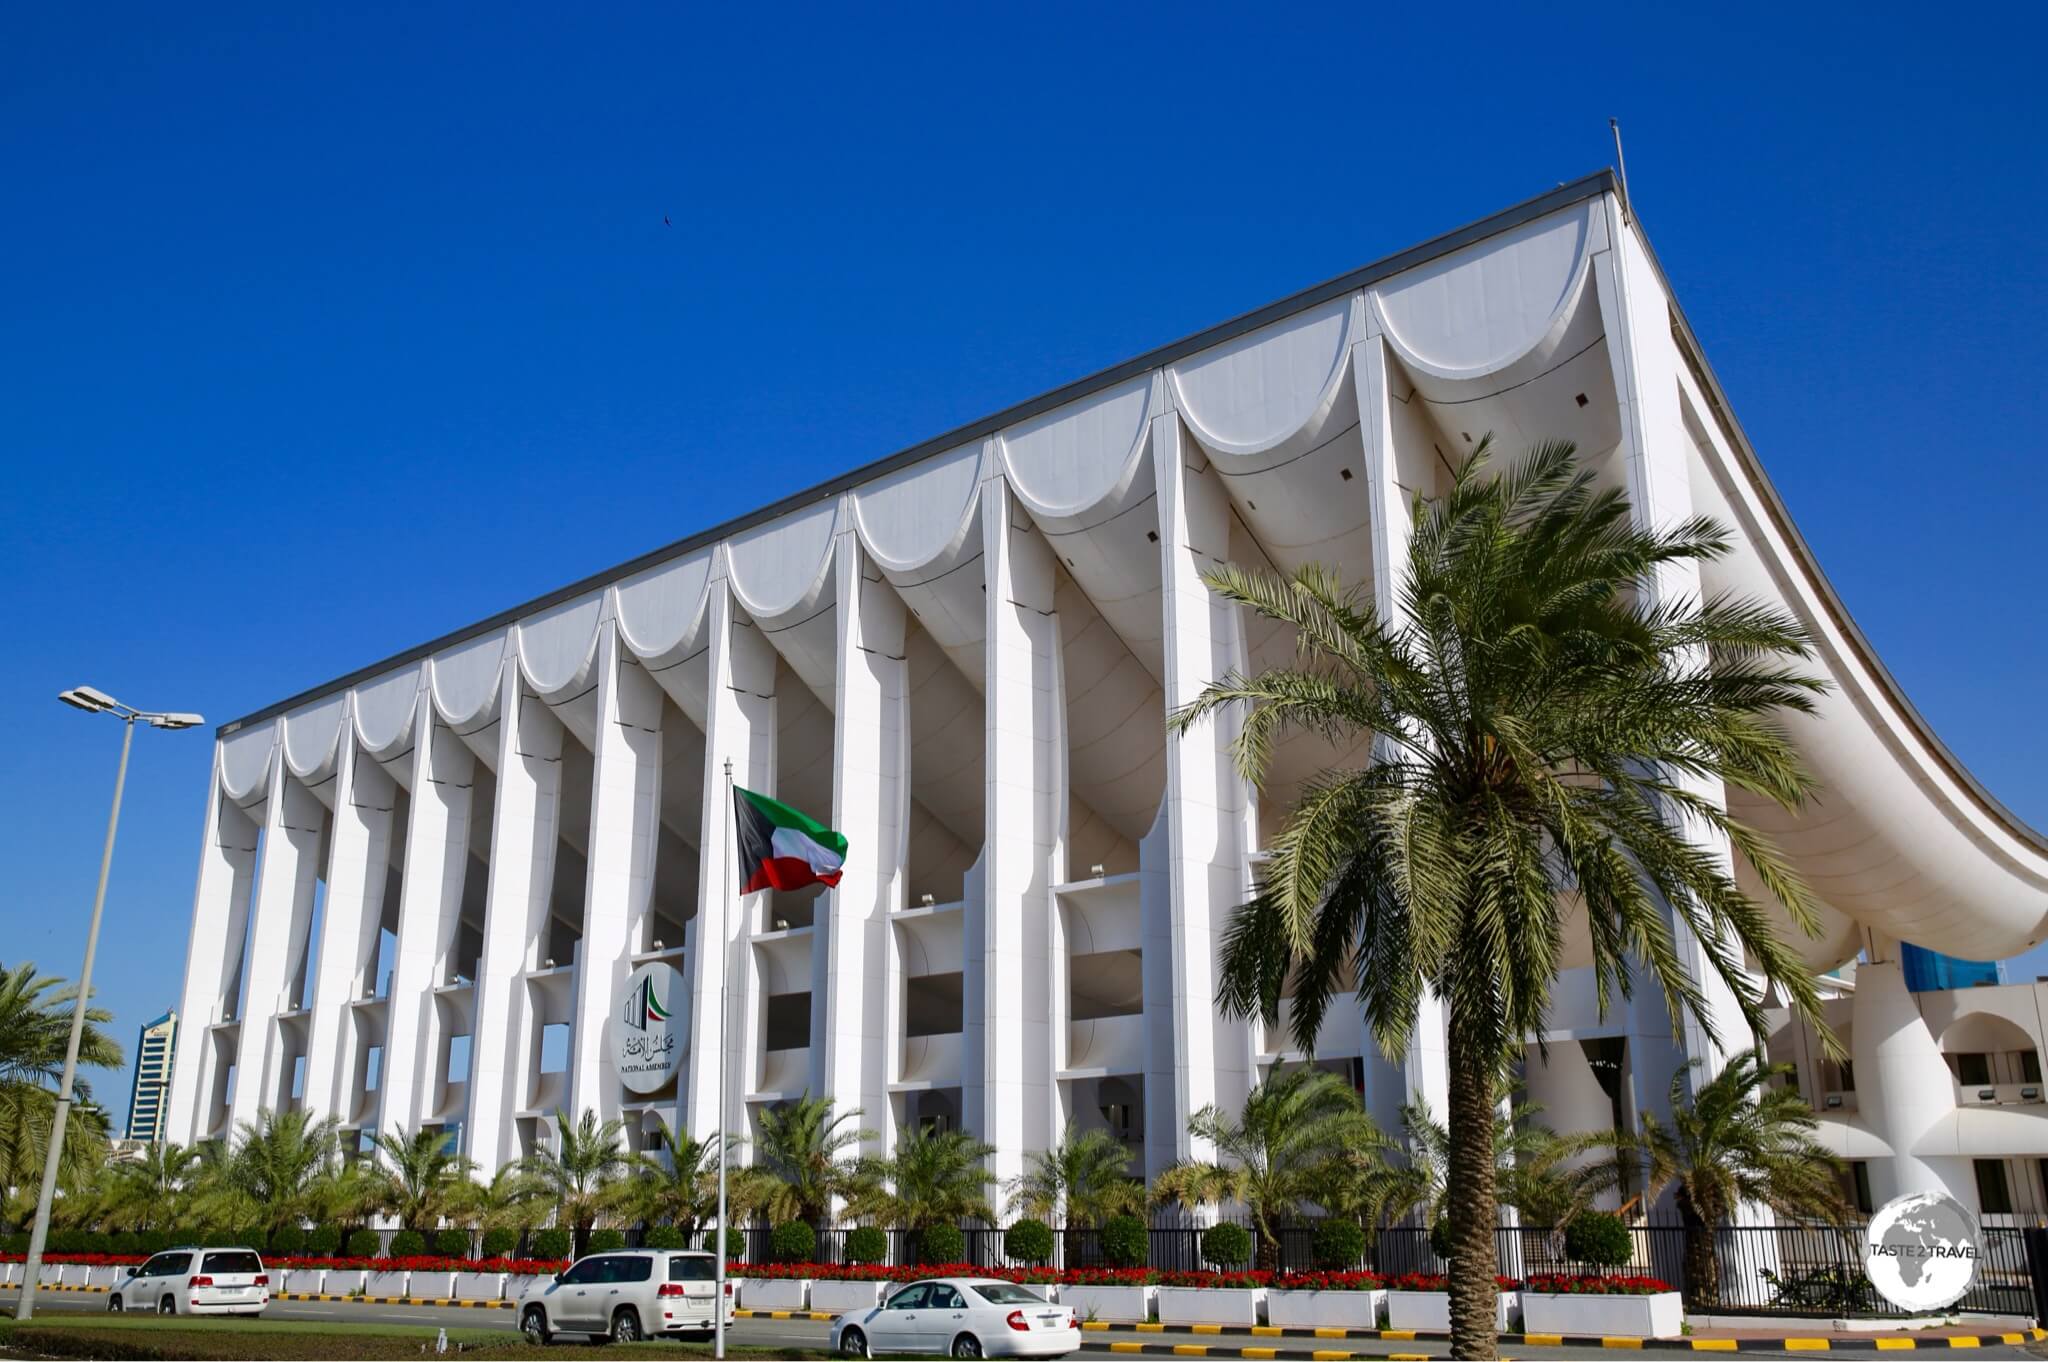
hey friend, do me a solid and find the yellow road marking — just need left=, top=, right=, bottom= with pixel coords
left=1688, top=1342, right=1738, bottom=1352
left=1313, top=1327, right=1348, bottom=1338
left=1171, top=1347, right=1208, bottom=1357
left=1241, top=1350, right=1278, bottom=1360
left=1872, top=1342, right=1917, bottom=1352
left=1944, top=1342, right=1981, bottom=1350
left=1190, top=1324, right=1222, bottom=1335
left=1783, top=1342, right=1832, bottom=1353
left=1521, top=1335, right=1564, bottom=1347
left=1108, top=1345, right=1144, bottom=1355
left=1601, top=1339, right=1643, bottom=1350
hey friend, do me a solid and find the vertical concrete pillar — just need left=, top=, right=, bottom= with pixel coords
left=167, top=754, right=261, bottom=1144
left=980, top=477, right=1059, bottom=1190
left=824, top=535, right=905, bottom=1152
left=382, top=698, right=478, bottom=1143
left=1854, top=934, right=1973, bottom=1210
left=468, top=666, right=565, bottom=1173
left=302, top=731, right=397, bottom=1123
left=228, top=749, right=326, bottom=1133
left=570, top=620, right=665, bottom=1122
left=1153, top=404, right=1254, bottom=1163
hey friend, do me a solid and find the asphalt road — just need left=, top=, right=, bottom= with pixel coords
left=3, top=1287, right=2041, bottom=1360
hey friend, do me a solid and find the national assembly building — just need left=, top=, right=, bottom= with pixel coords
left=163, top=171, right=2048, bottom=1219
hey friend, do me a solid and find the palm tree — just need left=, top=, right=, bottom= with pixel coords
left=1150, top=1067, right=1383, bottom=1271
left=1340, top=1096, right=1602, bottom=1233
left=521, top=1107, right=632, bottom=1256
left=1624, top=1052, right=1846, bottom=1307
left=1006, top=1123, right=1145, bottom=1228
left=868, top=1126, right=995, bottom=1234
left=0, top=962, right=123, bottom=1197
left=217, top=1109, right=343, bottom=1231
left=1171, top=440, right=1835, bottom=1357
left=367, top=1125, right=476, bottom=1233
left=753, top=1093, right=876, bottom=1230
left=454, top=1164, right=545, bottom=1239
left=103, top=1141, right=200, bottom=1231
left=621, top=1126, right=726, bottom=1236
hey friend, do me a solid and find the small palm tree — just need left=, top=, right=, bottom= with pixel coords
left=367, top=1125, right=476, bottom=1233
left=220, top=1109, right=342, bottom=1231
left=0, top=962, right=123, bottom=1197
left=1625, top=1052, right=1846, bottom=1307
left=454, top=1164, right=545, bottom=1239
left=1341, top=1097, right=1602, bottom=1233
left=1151, top=1067, right=1384, bottom=1271
left=622, top=1126, right=726, bottom=1237
left=869, top=1126, right=995, bottom=1233
left=753, top=1093, right=876, bottom=1230
left=1006, top=1123, right=1145, bottom=1228
left=103, top=1141, right=199, bottom=1231
left=1172, top=441, right=1835, bottom=1358
left=521, top=1107, right=632, bottom=1256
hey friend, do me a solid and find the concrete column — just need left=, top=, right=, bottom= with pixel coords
left=227, top=749, right=326, bottom=1133
left=683, top=572, right=776, bottom=1146
left=468, top=667, right=565, bottom=1173
left=381, top=700, right=478, bottom=1143
left=824, top=535, right=905, bottom=1152
left=1352, top=325, right=1449, bottom=1123
left=301, top=731, right=397, bottom=1123
left=1853, top=935, right=1973, bottom=1210
left=979, top=477, right=1059, bottom=1189
left=166, top=754, right=261, bottom=1144
left=569, top=620, right=664, bottom=1122
left=1153, top=406, right=1254, bottom=1162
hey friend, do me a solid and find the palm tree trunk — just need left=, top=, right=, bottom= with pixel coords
left=1677, top=1191, right=1719, bottom=1310
left=1445, top=1000, right=1501, bottom=1362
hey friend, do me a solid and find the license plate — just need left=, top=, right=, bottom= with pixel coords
left=1037, top=1313, right=1062, bottom=1327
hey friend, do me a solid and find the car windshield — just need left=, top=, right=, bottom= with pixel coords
left=971, top=1283, right=1047, bottom=1305
left=669, top=1257, right=716, bottom=1282
left=200, top=1252, right=262, bottom=1275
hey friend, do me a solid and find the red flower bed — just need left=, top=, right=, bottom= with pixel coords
left=1269, top=1269, right=1384, bottom=1292
left=0, top=1253, right=146, bottom=1267
left=6, top=1251, right=570, bottom=1275
left=1522, top=1273, right=1671, bottom=1296
left=1385, top=1272, right=1522, bottom=1292
left=1058, top=1266, right=1160, bottom=1287
left=1157, top=1269, right=1271, bottom=1289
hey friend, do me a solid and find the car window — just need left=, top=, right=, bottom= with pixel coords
left=559, top=1258, right=607, bottom=1285
left=928, top=1285, right=965, bottom=1309
left=886, top=1284, right=931, bottom=1310
left=201, top=1251, right=262, bottom=1275
left=610, top=1256, right=653, bottom=1283
left=971, top=1283, right=1046, bottom=1305
left=668, top=1256, right=716, bottom=1282
left=136, top=1254, right=176, bottom=1277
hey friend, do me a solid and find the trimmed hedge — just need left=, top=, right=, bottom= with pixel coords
left=1100, top=1215, right=1147, bottom=1269
left=306, top=1225, right=343, bottom=1256
left=432, top=1229, right=470, bottom=1258
left=643, top=1224, right=685, bottom=1250
left=1004, top=1218, right=1053, bottom=1265
left=587, top=1229, right=627, bottom=1253
left=1311, top=1218, right=1366, bottom=1269
left=387, top=1229, right=427, bottom=1258
left=268, top=1224, right=306, bottom=1256
left=1200, top=1222, right=1251, bottom=1269
left=530, top=1228, right=572, bottom=1260
left=770, top=1221, right=815, bottom=1264
left=1563, top=1211, right=1632, bottom=1268
left=480, top=1227, right=518, bottom=1260
left=918, top=1224, right=964, bottom=1265
left=845, top=1226, right=887, bottom=1266
left=345, top=1229, right=382, bottom=1259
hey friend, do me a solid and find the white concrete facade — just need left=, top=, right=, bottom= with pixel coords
left=165, top=175, right=2048, bottom=1209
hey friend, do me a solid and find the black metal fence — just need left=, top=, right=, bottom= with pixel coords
left=686, top=1218, right=2038, bottom=1319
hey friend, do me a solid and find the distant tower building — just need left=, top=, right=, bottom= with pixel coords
left=125, top=1011, right=177, bottom=1142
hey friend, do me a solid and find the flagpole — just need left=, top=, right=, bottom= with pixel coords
left=715, top=757, right=732, bottom=1362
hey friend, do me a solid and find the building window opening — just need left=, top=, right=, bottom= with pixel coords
left=1975, top=1158, right=2013, bottom=1215
left=904, top=972, right=964, bottom=1039
left=764, top=992, right=810, bottom=1052
left=1955, top=1053, right=1992, bottom=1087
left=1069, top=950, right=1143, bottom=1021
left=539, top=1022, right=571, bottom=1075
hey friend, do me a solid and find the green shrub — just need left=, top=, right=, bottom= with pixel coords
left=770, top=1220, right=816, bottom=1263
left=1428, top=1217, right=1451, bottom=1263
left=1100, top=1215, right=1148, bottom=1269
left=432, top=1228, right=471, bottom=1258
left=1004, top=1218, right=1054, bottom=1265
left=531, top=1227, right=573, bottom=1261
left=480, top=1227, right=519, bottom=1259
left=919, top=1224, right=965, bottom=1265
left=643, top=1224, right=685, bottom=1250
left=588, top=1228, right=627, bottom=1254
left=721, top=1226, right=745, bottom=1260
left=1563, top=1211, right=1632, bottom=1269
left=137, top=1229, right=171, bottom=1254
left=0, top=1232, right=25, bottom=1254
left=267, top=1224, right=306, bottom=1256
left=108, top=1231, right=140, bottom=1255
left=387, top=1228, right=427, bottom=1257
left=345, top=1228, right=382, bottom=1259
left=845, top=1225, right=888, bottom=1265
left=1200, top=1222, right=1252, bottom=1269
left=306, top=1224, right=343, bottom=1255
left=1312, top=1218, right=1366, bottom=1269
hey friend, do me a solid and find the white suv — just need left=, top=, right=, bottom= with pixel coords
left=109, top=1247, right=269, bottom=1316
left=518, top=1249, right=727, bottom=1345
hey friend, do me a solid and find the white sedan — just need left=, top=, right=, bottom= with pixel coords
left=831, top=1277, right=1078, bottom=1359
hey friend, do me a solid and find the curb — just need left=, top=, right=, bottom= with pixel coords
left=1077, top=1322, right=2048, bottom=1354
left=272, top=1292, right=512, bottom=1309
left=732, top=1307, right=836, bottom=1321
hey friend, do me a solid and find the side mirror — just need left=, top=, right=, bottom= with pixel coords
left=554, top=1273, right=565, bottom=1284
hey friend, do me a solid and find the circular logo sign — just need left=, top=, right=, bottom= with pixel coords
left=1862, top=1190, right=1981, bottom=1312
left=608, top=962, right=684, bottom=1094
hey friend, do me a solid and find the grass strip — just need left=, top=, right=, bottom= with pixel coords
left=0, top=1320, right=829, bottom=1361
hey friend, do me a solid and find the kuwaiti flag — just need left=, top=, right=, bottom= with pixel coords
left=733, top=786, right=847, bottom=893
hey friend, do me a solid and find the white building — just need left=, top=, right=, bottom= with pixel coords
left=163, top=172, right=2048, bottom=1214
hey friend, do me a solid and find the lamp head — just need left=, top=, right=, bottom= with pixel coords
left=149, top=713, right=206, bottom=730
left=60, top=687, right=118, bottom=713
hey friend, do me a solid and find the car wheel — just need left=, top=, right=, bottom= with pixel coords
left=951, top=1333, right=983, bottom=1359
left=159, top=1295, right=177, bottom=1315
left=107, top=1295, right=123, bottom=1313
left=838, top=1326, right=869, bottom=1358
left=522, top=1306, right=553, bottom=1346
left=610, top=1308, right=642, bottom=1344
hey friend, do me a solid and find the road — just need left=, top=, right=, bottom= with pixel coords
left=4, top=1287, right=2040, bottom=1360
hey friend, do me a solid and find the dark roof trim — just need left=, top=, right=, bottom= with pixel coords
left=222, top=170, right=1621, bottom=735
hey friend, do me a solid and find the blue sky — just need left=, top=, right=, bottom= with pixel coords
left=3, top=4, right=2044, bottom=1130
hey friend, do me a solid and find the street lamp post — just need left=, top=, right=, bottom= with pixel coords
left=16, top=688, right=203, bottom=1322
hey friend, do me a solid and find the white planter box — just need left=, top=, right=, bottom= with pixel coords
left=1520, top=1290, right=1683, bottom=1339
left=324, top=1270, right=367, bottom=1297
left=409, top=1271, right=456, bottom=1300
left=453, top=1271, right=505, bottom=1301
left=1059, top=1284, right=1155, bottom=1324
left=740, top=1277, right=809, bottom=1310
left=38, top=1264, right=66, bottom=1287
left=504, top=1273, right=555, bottom=1304
left=1265, top=1289, right=1383, bottom=1330
left=1385, top=1289, right=1518, bottom=1333
left=366, top=1270, right=410, bottom=1298
left=1, top=1262, right=19, bottom=1286
left=1157, top=1286, right=1262, bottom=1328
left=86, top=1266, right=124, bottom=1289
left=811, top=1280, right=887, bottom=1312
left=282, top=1269, right=326, bottom=1295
